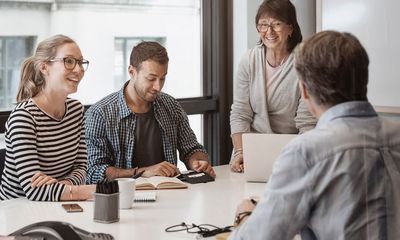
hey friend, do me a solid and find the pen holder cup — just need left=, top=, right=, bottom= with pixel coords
left=93, top=192, right=120, bottom=223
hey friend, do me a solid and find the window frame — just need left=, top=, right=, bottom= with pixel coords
left=0, top=0, right=233, bottom=166
left=0, top=36, right=36, bottom=111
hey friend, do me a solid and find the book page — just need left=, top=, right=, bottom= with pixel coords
left=135, top=178, right=155, bottom=190
left=146, top=176, right=187, bottom=189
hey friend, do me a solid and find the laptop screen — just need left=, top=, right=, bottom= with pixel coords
left=243, top=133, right=296, bottom=182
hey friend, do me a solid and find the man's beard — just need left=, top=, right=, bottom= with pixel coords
left=133, top=83, right=158, bottom=102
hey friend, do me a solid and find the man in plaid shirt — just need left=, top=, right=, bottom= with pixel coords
left=85, top=41, right=215, bottom=183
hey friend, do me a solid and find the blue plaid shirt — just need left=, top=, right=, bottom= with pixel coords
left=85, top=82, right=207, bottom=183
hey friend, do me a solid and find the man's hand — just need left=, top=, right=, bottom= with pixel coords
left=230, top=153, right=244, bottom=173
left=188, top=152, right=216, bottom=178
left=234, top=198, right=258, bottom=226
left=235, top=199, right=257, bottom=216
left=141, top=161, right=180, bottom=177
left=31, top=172, right=57, bottom=188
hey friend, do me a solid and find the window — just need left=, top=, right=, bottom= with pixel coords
left=0, top=0, right=233, bottom=165
left=0, top=1, right=203, bottom=106
left=0, top=36, right=35, bottom=111
left=178, top=114, right=203, bottom=171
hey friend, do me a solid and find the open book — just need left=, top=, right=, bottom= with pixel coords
left=135, top=176, right=188, bottom=190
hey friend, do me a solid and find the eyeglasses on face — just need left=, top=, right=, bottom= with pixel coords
left=49, top=57, right=89, bottom=71
left=256, top=21, right=286, bottom=33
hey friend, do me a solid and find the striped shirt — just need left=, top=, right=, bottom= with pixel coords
left=85, top=82, right=207, bottom=184
left=0, top=98, right=87, bottom=201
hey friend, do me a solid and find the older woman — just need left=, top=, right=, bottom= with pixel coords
left=0, top=35, right=95, bottom=201
left=230, top=0, right=316, bottom=172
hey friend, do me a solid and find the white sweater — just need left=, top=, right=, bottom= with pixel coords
left=230, top=44, right=316, bottom=135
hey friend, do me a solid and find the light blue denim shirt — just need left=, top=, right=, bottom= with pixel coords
left=230, top=101, right=400, bottom=240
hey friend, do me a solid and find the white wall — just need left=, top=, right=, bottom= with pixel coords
left=318, top=0, right=400, bottom=108
left=292, top=0, right=316, bottom=40
left=233, top=0, right=260, bottom=76
left=0, top=7, right=50, bottom=40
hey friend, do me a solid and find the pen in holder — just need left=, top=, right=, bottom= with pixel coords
left=93, top=180, right=119, bottom=223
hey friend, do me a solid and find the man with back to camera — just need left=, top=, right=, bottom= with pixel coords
left=229, top=31, right=400, bottom=239
left=85, top=41, right=215, bottom=183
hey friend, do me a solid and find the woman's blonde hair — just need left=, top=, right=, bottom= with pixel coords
left=16, top=34, right=76, bottom=102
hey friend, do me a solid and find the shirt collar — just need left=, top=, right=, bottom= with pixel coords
left=116, top=81, right=160, bottom=120
left=316, top=101, right=378, bottom=128
left=117, top=81, right=133, bottom=119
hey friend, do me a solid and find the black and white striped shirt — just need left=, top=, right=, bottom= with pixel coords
left=0, top=98, right=87, bottom=201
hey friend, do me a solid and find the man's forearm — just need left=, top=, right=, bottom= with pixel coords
left=105, top=166, right=135, bottom=180
left=187, top=152, right=209, bottom=165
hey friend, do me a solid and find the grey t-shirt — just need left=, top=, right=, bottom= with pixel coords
left=133, top=109, right=164, bottom=167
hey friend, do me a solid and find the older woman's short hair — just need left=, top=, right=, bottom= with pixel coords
left=255, top=0, right=302, bottom=52
left=295, top=31, right=369, bottom=107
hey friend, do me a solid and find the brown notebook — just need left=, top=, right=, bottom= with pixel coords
left=135, top=176, right=188, bottom=190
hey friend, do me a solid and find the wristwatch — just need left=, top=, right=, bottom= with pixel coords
left=234, top=211, right=252, bottom=226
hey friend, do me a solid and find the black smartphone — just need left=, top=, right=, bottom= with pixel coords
left=177, top=170, right=215, bottom=184
left=62, top=203, right=83, bottom=213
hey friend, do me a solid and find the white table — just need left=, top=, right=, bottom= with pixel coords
left=0, top=165, right=265, bottom=239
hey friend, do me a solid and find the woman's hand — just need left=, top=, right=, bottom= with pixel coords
left=31, top=172, right=57, bottom=188
left=231, top=133, right=244, bottom=172
left=230, top=153, right=244, bottom=172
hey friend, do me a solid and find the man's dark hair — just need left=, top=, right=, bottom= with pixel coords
left=130, top=41, right=169, bottom=70
left=255, top=0, right=302, bottom=52
left=295, top=31, right=369, bottom=107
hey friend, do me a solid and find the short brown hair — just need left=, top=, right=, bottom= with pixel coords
left=129, top=41, right=169, bottom=70
left=255, top=0, right=302, bottom=52
left=295, top=31, right=369, bottom=107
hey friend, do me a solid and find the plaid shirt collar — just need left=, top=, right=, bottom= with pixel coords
left=116, top=81, right=161, bottom=121
left=116, top=82, right=132, bottom=120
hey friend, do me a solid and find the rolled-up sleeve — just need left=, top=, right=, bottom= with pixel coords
left=85, top=107, right=112, bottom=183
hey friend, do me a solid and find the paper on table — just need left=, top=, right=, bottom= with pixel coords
left=134, top=191, right=157, bottom=202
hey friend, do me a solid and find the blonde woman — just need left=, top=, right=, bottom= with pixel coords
left=0, top=35, right=95, bottom=201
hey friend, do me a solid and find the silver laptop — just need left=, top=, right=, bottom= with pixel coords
left=243, top=133, right=296, bottom=182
